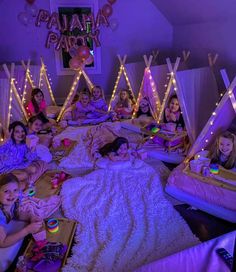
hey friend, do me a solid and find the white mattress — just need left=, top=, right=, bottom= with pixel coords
left=145, top=148, right=185, bottom=164
left=165, top=185, right=236, bottom=223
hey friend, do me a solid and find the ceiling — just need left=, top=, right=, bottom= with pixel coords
left=150, top=0, right=236, bottom=25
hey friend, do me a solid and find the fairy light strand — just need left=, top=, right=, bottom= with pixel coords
left=185, top=86, right=236, bottom=163
left=57, top=70, right=83, bottom=122
left=40, top=60, right=57, bottom=106
left=108, top=63, right=135, bottom=111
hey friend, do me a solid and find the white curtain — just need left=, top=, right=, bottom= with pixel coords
left=150, top=64, right=170, bottom=103
left=14, top=65, right=26, bottom=98
left=0, top=71, right=10, bottom=131
left=0, top=68, right=25, bottom=133
left=188, top=87, right=236, bottom=159
left=125, top=61, right=145, bottom=98
left=176, top=67, right=219, bottom=142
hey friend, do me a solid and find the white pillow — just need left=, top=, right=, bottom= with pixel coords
left=46, top=105, right=61, bottom=118
left=36, top=144, right=52, bottom=163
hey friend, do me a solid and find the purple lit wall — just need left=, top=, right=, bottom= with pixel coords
left=0, top=0, right=173, bottom=102
left=173, top=20, right=236, bottom=77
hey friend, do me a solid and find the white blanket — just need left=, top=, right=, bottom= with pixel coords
left=58, top=122, right=143, bottom=169
left=61, top=159, right=199, bottom=272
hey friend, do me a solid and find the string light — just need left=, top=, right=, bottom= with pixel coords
left=132, top=67, right=161, bottom=121
left=57, top=68, right=94, bottom=122
left=39, top=60, right=57, bottom=106
left=158, top=72, right=175, bottom=123
left=108, top=62, right=135, bottom=111
left=185, top=80, right=236, bottom=163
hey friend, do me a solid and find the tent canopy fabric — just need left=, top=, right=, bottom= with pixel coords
left=133, top=67, right=161, bottom=121
left=57, top=69, right=94, bottom=122
left=20, top=59, right=56, bottom=107
left=108, top=55, right=136, bottom=111
left=0, top=64, right=28, bottom=135
left=187, top=86, right=236, bottom=160
left=176, top=66, right=219, bottom=143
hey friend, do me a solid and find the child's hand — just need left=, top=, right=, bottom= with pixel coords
left=26, top=221, right=43, bottom=234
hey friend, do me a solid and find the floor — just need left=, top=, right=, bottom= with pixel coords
left=174, top=203, right=236, bottom=242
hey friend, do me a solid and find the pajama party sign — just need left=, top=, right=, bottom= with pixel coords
left=35, top=0, right=116, bottom=52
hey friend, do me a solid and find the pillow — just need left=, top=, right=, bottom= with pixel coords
left=46, top=106, right=61, bottom=118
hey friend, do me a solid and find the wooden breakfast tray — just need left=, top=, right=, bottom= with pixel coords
left=18, top=218, right=77, bottom=271
left=33, top=170, right=71, bottom=199
left=183, top=164, right=236, bottom=191
left=51, top=140, right=77, bottom=161
left=140, top=127, right=187, bottom=140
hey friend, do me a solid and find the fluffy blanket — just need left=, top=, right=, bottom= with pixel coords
left=61, top=159, right=199, bottom=272
left=58, top=122, right=143, bottom=169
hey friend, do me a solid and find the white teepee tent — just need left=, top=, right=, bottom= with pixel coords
left=0, top=63, right=28, bottom=138
left=20, top=58, right=57, bottom=109
left=158, top=57, right=219, bottom=145
left=108, top=55, right=136, bottom=111
left=186, top=70, right=236, bottom=162
left=132, top=55, right=161, bottom=121
left=166, top=71, right=236, bottom=222
left=56, top=68, right=94, bottom=122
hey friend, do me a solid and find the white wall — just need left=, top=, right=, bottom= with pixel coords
left=173, top=19, right=236, bottom=82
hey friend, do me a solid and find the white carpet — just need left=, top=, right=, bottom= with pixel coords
left=61, top=159, right=199, bottom=272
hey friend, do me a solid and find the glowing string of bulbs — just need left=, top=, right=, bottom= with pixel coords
left=39, top=61, right=57, bottom=106
left=185, top=89, right=235, bottom=163
left=132, top=68, right=161, bottom=121
left=57, top=70, right=82, bottom=122
left=108, top=64, right=135, bottom=111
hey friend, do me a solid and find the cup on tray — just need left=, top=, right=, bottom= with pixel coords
left=189, top=159, right=203, bottom=174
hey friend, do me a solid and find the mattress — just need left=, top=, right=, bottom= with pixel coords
left=145, top=147, right=185, bottom=164
left=166, top=164, right=236, bottom=222
left=136, top=230, right=235, bottom=272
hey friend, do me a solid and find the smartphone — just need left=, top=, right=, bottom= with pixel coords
left=216, top=248, right=233, bottom=270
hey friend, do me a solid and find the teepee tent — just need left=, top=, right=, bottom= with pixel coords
left=108, top=55, right=136, bottom=111
left=150, top=50, right=190, bottom=103
left=132, top=55, right=161, bottom=121
left=158, top=57, right=219, bottom=144
left=186, top=70, right=236, bottom=162
left=20, top=58, right=57, bottom=108
left=0, top=63, right=28, bottom=137
left=166, top=71, right=236, bottom=222
left=56, top=68, right=94, bottom=122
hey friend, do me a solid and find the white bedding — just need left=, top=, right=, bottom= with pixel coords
left=57, top=122, right=143, bottom=169
left=61, top=158, right=199, bottom=271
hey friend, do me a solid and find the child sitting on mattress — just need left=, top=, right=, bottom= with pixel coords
left=27, top=88, right=52, bottom=128
left=70, top=89, right=96, bottom=125
left=0, top=173, right=61, bottom=270
left=0, top=121, right=46, bottom=189
left=208, top=131, right=236, bottom=170
left=163, top=94, right=185, bottom=130
left=147, top=95, right=186, bottom=151
left=136, top=97, right=152, bottom=118
left=0, top=173, right=43, bottom=248
left=27, top=115, right=53, bottom=163
left=90, top=86, right=108, bottom=116
left=84, top=85, right=111, bottom=124
left=99, top=137, right=130, bottom=161
left=113, top=89, right=134, bottom=119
